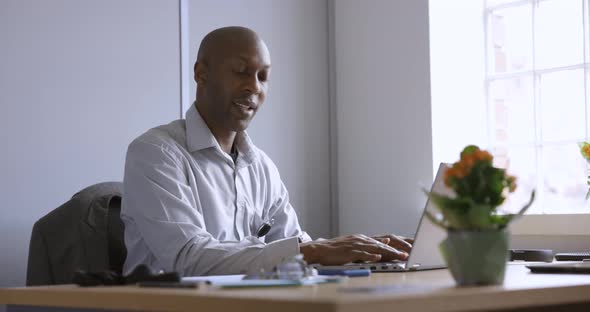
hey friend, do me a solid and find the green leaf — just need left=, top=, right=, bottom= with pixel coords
left=489, top=215, right=510, bottom=228
left=426, top=191, right=489, bottom=230
left=498, top=190, right=536, bottom=229
left=466, top=204, right=495, bottom=230
left=461, top=145, right=479, bottom=158
left=424, top=189, right=536, bottom=231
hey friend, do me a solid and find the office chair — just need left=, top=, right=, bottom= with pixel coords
left=26, top=182, right=127, bottom=286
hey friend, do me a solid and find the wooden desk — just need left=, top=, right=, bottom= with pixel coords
left=1, top=263, right=590, bottom=312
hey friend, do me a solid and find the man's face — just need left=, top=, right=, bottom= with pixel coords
left=201, top=40, right=271, bottom=132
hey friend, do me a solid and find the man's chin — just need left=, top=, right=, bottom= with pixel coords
left=230, top=120, right=252, bottom=132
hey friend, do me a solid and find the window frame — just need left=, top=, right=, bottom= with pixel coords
left=483, top=0, right=590, bottom=235
left=483, top=0, right=590, bottom=219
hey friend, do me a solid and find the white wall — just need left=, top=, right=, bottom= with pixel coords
left=333, top=0, right=433, bottom=237
left=187, top=0, right=331, bottom=238
left=0, top=0, right=180, bottom=287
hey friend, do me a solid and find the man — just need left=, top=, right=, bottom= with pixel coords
left=121, top=26, right=412, bottom=276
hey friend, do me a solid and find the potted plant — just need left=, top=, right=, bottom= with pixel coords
left=425, top=145, right=535, bottom=286
left=578, top=141, right=590, bottom=200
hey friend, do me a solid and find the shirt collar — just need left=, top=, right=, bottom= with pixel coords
left=185, top=102, right=258, bottom=167
left=186, top=103, right=218, bottom=152
left=234, top=129, right=258, bottom=168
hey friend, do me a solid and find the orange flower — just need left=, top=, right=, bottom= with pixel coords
left=507, top=175, right=517, bottom=192
left=444, top=168, right=453, bottom=186
left=474, top=150, right=493, bottom=162
left=579, top=142, right=590, bottom=160
left=445, top=146, right=497, bottom=187
left=461, top=155, right=475, bottom=170
left=444, top=164, right=465, bottom=186
left=453, top=162, right=467, bottom=178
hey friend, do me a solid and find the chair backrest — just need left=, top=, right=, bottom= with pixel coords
left=26, top=182, right=126, bottom=286
left=106, top=196, right=126, bottom=274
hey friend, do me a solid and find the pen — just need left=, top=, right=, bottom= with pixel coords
left=317, top=269, right=371, bottom=277
left=256, top=218, right=275, bottom=238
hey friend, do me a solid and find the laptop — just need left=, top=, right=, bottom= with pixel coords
left=313, top=163, right=451, bottom=272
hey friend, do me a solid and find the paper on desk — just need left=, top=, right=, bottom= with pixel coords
left=339, top=284, right=438, bottom=294
left=182, top=274, right=245, bottom=285
left=182, top=274, right=343, bottom=288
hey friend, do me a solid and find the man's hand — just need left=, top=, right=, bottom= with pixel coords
left=299, top=234, right=410, bottom=265
left=371, top=234, right=414, bottom=253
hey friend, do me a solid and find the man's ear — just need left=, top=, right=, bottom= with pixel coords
left=194, top=61, right=207, bottom=85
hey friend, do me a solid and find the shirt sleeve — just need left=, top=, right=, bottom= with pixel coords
left=122, top=136, right=300, bottom=276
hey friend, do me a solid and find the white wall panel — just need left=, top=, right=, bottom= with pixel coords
left=333, top=0, right=433, bottom=237
left=0, top=0, right=180, bottom=286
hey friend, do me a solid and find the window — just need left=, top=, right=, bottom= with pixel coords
left=485, top=0, right=590, bottom=214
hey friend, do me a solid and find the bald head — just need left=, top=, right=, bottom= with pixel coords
left=196, top=26, right=268, bottom=66
left=193, top=26, right=271, bottom=139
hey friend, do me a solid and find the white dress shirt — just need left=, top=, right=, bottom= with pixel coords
left=121, top=104, right=311, bottom=276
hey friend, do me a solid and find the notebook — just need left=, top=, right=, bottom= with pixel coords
left=313, top=163, right=451, bottom=272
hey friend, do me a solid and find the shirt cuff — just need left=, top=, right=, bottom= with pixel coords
left=259, top=236, right=300, bottom=271
left=298, top=232, right=312, bottom=243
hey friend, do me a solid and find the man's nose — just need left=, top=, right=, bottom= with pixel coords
left=243, top=75, right=262, bottom=94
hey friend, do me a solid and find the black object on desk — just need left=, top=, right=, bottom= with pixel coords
left=555, top=252, right=590, bottom=261
left=509, top=249, right=554, bottom=262
left=138, top=281, right=204, bottom=288
left=527, top=262, right=590, bottom=274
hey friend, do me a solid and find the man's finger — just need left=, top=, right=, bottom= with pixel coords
left=351, top=250, right=382, bottom=263
left=378, top=235, right=412, bottom=253
left=377, top=237, right=390, bottom=244
left=394, top=235, right=414, bottom=244
left=391, top=236, right=412, bottom=253
left=354, top=242, right=408, bottom=261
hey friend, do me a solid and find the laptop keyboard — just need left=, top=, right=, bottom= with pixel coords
left=350, top=261, right=406, bottom=271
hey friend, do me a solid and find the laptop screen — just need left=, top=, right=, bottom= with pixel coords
left=404, top=163, right=451, bottom=270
